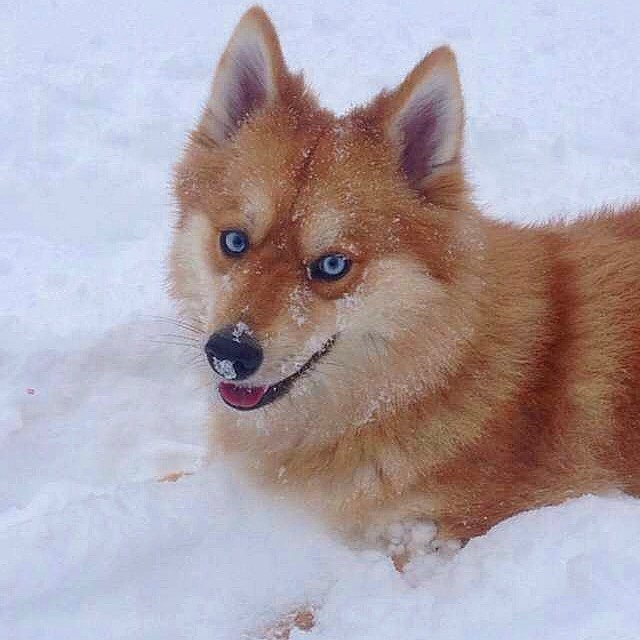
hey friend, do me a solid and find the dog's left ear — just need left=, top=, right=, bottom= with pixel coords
left=200, top=6, right=287, bottom=144
left=385, top=46, right=464, bottom=189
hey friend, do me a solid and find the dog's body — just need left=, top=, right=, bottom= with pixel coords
left=170, top=7, right=640, bottom=545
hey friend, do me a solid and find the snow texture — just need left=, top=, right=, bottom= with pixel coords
left=3, top=0, right=640, bottom=638
left=213, top=357, right=238, bottom=380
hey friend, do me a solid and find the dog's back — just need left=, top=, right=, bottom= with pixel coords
left=425, top=205, right=640, bottom=538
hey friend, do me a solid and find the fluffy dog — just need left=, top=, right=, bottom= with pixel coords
left=170, top=6, right=640, bottom=553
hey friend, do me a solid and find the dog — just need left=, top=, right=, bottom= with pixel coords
left=169, top=6, right=640, bottom=558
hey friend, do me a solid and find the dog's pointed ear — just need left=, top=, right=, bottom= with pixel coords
left=385, top=46, right=463, bottom=189
left=201, top=6, right=286, bottom=144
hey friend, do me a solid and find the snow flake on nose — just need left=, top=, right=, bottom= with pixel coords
left=212, top=357, right=237, bottom=380
left=232, top=321, right=252, bottom=342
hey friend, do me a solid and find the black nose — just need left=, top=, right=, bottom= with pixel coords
left=204, top=326, right=263, bottom=381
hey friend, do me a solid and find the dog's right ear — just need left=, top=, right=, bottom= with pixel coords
left=383, top=46, right=464, bottom=190
left=200, top=6, right=286, bottom=144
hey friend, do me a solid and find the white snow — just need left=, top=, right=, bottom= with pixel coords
left=3, top=0, right=640, bottom=638
left=232, top=320, right=252, bottom=340
left=213, top=357, right=238, bottom=380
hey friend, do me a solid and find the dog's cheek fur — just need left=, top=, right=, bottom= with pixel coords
left=168, top=211, right=219, bottom=323
left=334, top=256, right=471, bottom=416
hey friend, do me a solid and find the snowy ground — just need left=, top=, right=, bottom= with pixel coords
left=3, top=1, right=640, bottom=638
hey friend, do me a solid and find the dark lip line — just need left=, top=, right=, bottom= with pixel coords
left=219, top=335, right=337, bottom=411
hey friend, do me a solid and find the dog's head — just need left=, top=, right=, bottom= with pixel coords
left=170, top=7, right=480, bottom=431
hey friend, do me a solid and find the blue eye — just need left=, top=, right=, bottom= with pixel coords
left=221, top=230, right=248, bottom=256
left=309, top=253, right=351, bottom=281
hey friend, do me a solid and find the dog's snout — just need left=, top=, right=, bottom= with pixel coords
left=205, top=326, right=263, bottom=380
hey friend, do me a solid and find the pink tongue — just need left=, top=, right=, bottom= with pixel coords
left=218, top=382, right=268, bottom=409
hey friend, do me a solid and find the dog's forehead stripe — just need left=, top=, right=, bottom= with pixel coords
left=237, top=128, right=329, bottom=246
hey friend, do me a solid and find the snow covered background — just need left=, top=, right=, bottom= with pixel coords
left=3, top=0, right=640, bottom=638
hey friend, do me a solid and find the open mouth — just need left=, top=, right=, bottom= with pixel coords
left=218, top=336, right=336, bottom=411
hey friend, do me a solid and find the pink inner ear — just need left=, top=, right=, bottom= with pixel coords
left=223, top=46, right=269, bottom=139
left=398, top=95, right=445, bottom=186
